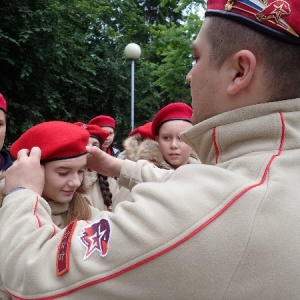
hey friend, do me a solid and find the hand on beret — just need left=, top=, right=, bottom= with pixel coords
left=5, top=147, right=45, bottom=196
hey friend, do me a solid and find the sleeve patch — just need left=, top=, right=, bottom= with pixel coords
left=56, top=219, right=77, bottom=277
left=78, top=217, right=111, bottom=260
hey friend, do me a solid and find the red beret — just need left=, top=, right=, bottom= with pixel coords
left=129, top=122, right=154, bottom=139
left=74, top=122, right=110, bottom=144
left=206, top=0, right=300, bottom=44
left=0, top=94, right=7, bottom=113
left=10, top=121, right=89, bottom=162
left=152, top=102, right=192, bottom=136
left=88, top=115, right=116, bottom=129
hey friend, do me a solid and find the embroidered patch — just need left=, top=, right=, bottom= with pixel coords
left=224, top=0, right=298, bottom=37
left=56, top=220, right=77, bottom=276
left=78, top=217, right=111, bottom=260
left=256, top=1, right=291, bottom=24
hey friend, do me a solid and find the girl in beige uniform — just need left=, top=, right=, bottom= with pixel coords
left=0, top=120, right=103, bottom=299
left=88, top=114, right=120, bottom=157
left=114, top=102, right=200, bottom=207
left=75, top=122, right=119, bottom=211
left=0, top=94, right=13, bottom=174
left=0, top=94, right=14, bottom=300
left=8, top=121, right=101, bottom=228
left=121, top=103, right=199, bottom=169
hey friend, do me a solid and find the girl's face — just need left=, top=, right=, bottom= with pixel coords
left=42, top=155, right=87, bottom=203
left=0, top=110, right=6, bottom=151
left=88, top=136, right=100, bottom=148
left=156, top=120, right=193, bottom=169
left=101, top=126, right=115, bottom=151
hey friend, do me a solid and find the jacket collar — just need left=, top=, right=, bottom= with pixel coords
left=180, top=98, right=300, bottom=165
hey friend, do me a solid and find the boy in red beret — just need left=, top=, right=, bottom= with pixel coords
left=88, top=114, right=120, bottom=157
left=2, top=0, right=300, bottom=298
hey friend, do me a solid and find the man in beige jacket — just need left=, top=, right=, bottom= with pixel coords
left=1, top=0, right=300, bottom=299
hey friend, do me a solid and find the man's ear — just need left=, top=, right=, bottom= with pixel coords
left=227, top=50, right=256, bottom=95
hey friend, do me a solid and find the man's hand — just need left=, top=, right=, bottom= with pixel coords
left=86, top=146, right=123, bottom=178
left=5, top=147, right=45, bottom=195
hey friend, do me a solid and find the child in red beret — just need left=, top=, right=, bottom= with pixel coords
left=7, top=121, right=101, bottom=228
left=121, top=103, right=199, bottom=169
left=119, top=103, right=200, bottom=169
left=150, top=102, right=200, bottom=169
left=114, top=103, right=200, bottom=208
left=0, top=93, right=13, bottom=172
left=74, top=122, right=119, bottom=212
left=74, top=122, right=110, bottom=148
left=118, top=122, right=154, bottom=161
left=88, top=115, right=120, bottom=157
left=113, top=121, right=155, bottom=207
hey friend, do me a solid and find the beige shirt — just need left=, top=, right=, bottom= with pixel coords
left=1, top=98, right=300, bottom=299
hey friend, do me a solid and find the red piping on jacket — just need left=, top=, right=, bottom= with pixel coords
left=213, top=127, right=220, bottom=164
left=33, top=195, right=42, bottom=228
left=33, top=195, right=56, bottom=237
left=9, top=112, right=285, bottom=300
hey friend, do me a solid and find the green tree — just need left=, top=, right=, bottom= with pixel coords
left=148, top=13, right=203, bottom=105
left=0, top=0, right=206, bottom=149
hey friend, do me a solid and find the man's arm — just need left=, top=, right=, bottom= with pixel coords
left=86, top=146, right=123, bottom=178
left=86, top=145, right=174, bottom=190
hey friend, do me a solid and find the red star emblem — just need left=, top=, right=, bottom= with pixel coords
left=79, top=218, right=111, bottom=260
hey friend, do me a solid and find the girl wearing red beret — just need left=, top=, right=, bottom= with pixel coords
left=0, top=120, right=106, bottom=299
left=88, top=115, right=121, bottom=157
left=5, top=121, right=102, bottom=228
left=114, top=103, right=200, bottom=208
left=152, top=102, right=200, bottom=169
left=0, top=94, right=13, bottom=172
left=74, top=122, right=119, bottom=212
left=120, top=103, right=199, bottom=169
left=0, top=93, right=13, bottom=300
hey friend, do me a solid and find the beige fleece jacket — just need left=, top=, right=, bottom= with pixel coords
left=1, top=98, right=300, bottom=299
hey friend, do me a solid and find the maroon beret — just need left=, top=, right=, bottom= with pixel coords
left=206, top=0, right=300, bottom=44
left=74, top=122, right=110, bottom=144
left=129, top=122, right=154, bottom=139
left=152, top=102, right=192, bottom=136
left=10, top=121, right=89, bottom=162
left=0, top=94, right=7, bottom=113
left=88, top=115, right=116, bottom=129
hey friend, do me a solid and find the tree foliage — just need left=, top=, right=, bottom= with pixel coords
left=0, top=0, right=206, bottom=148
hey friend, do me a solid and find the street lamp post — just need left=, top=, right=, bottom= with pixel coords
left=124, top=43, right=141, bottom=131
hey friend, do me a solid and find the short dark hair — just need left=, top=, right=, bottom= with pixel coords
left=205, top=16, right=300, bottom=100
